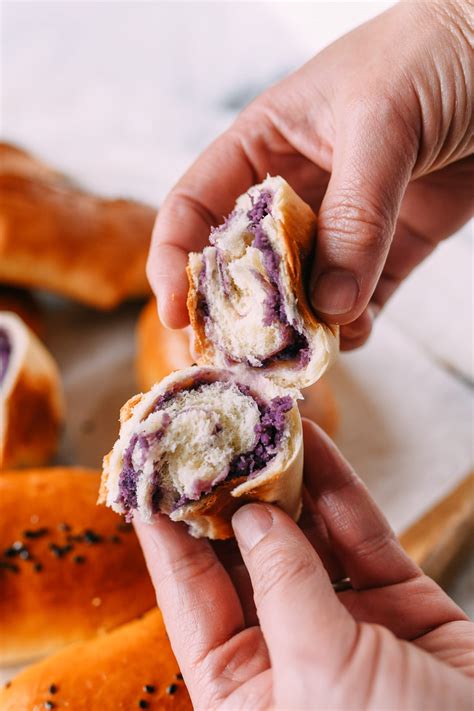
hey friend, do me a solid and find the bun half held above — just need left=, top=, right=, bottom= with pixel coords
left=101, top=365, right=303, bottom=539
left=0, top=142, right=155, bottom=309
left=0, top=311, right=64, bottom=468
left=0, top=467, right=155, bottom=666
left=187, top=175, right=338, bottom=389
left=0, top=609, right=192, bottom=711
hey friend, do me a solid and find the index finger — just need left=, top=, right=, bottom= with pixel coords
left=147, top=129, right=256, bottom=328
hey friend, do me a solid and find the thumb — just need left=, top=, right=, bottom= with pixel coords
left=311, top=104, right=417, bottom=324
left=232, top=504, right=355, bottom=687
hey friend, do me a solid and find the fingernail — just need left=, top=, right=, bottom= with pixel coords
left=232, top=504, right=273, bottom=552
left=312, top=271, right=359, bottom=316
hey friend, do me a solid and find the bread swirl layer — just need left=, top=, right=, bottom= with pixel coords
left=187, top=176, right=338, bottom=389
left=102, top=367, right=300, bottom=530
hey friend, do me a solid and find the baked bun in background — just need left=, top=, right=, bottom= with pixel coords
left=0, top=467, right=155, bottom=665
left=136, top=298, right=339, bottom=436
left=101, top=365, right=303, bottom=539
left=0, top=312, right=64, bottom=468
left=0, top=609, right=191, bottom=710
left=136, top=298, right=194, bottom=390
left=0, top=142, right=156, bottom=309
left=187, top=175, right=338, bottom=389
left=0, top=287, right=43, bottom=337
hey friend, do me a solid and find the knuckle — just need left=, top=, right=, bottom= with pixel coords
left=351, top=527, right=396, bottom=564
left=157, top=547, right=219, bottom=588
left=252, top=544, right=316, bottom=606
left=319, top=195, right=392, bottom=256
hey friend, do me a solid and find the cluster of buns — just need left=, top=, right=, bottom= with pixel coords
left=0, top=145, right=193, bottom=707
left=101, top=176, right=338, bottom=539
left=0, top=157, right=338, bottom=707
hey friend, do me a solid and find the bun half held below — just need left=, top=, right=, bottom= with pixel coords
left=0, top=609, right=192, bottom=710
left=101, top=365, right=303, bottom=539
left=187, top=175, right=338, bottom=389
left=0, top=311, right=64, bottom=468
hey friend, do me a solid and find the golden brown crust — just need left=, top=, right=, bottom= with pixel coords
left=186, top=261, right=214, bottom=364
left=0, top=609, right=192, bottom=710
left=1, top=368, right=62, bottom=468
left=136, top=298, right=194, bottom=390
left=0, top=312, right=64, bottom=469
left=0, top=467, right=155, bottom=665
left=0, top=142, right=156, bottom=309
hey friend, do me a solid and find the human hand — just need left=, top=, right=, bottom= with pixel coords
left=135, top=420, right=474, bottom=710
left=148, top=0, right=473, bottom=350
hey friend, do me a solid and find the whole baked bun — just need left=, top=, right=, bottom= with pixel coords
left=0, top=609, right=191, bottom=710
left=0, top=142, right=156, bottom=309
left=0, top=311, right=64, bottom=468
left=187, top=175, right=338, bottom=389
left=101, top=365, right=303, bottom=539
left=136, top=298, right=339, bottom=436
left=0, top=467, right=155, bottom=665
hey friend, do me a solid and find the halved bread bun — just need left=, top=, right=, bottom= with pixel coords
left=136, top=297, right=339, bottom=436
left=187, top=175, right=338, bottom=389
left=0, top=311, right=64, bottom=468
left=101, top=365, right=303, bottom=539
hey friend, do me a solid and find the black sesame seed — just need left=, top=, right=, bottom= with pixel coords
left=0, top=561, right=19, bottom=573
left=167, top=684, right=178, bottom=695
left=73, top=555, right=85, bottom=564
left=49, top=543, right=73, bottom=558
left=83, top=529, right=102, bottom=544
left=144, top=684, right=155, bottom=693
left=23, top=528, right=49, bottom=539
left=34, top=562, right=43, bottom=572
left=48, top=684, right=58, bottom=694
left=44, top=701, right=55, bottom=710
left=19, top=548, right=31, bottom=560
left=4, top=541, right=25, bottom=557
left=176, top=673, right=183, bottom=680
left=58, top=522, right=71, bottom=533
left=138, top=701, right=149, bottom=709
left=109, top=535, right=122, bottom=544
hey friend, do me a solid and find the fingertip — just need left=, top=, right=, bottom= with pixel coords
left=147, top=243, right=191, bottom=329
left=232, top=504, right=274, bottom=554
left=158, top=292, right=190, bottom=330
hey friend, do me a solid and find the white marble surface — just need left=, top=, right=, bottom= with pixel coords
left=1, top=0, right=473, bottom=682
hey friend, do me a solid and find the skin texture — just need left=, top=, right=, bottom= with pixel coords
left=147, top=0, right=473, bottom=350
left=136, top=420, right=474, bottom=710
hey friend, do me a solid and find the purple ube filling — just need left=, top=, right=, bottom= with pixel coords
left=117, top=379, right=293, bottom=515
left=196, top=188, right=311, bottom=369
left=0, top=329, right=11, bottom=384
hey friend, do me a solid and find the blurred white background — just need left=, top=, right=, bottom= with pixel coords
left=1, top=0, right=473, bottom=623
